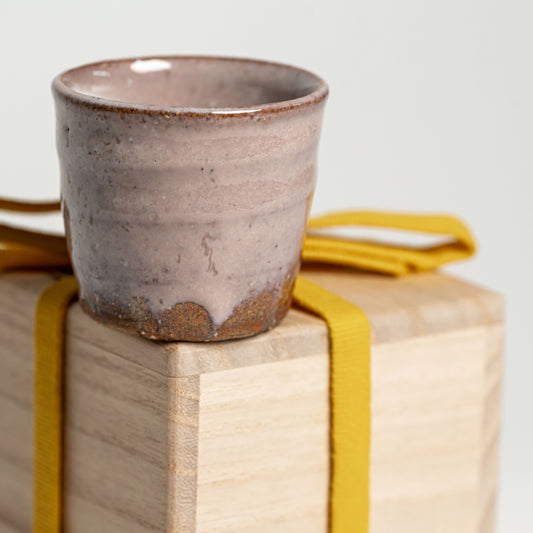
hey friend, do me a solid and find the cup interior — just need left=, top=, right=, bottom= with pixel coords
left=57, top=56, right=325, bottom=110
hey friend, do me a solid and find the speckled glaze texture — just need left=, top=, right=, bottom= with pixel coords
left=53, top=56, right=328, bottom=341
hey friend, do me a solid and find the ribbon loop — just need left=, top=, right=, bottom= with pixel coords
left=0, top=202, right=70, bottom=272
left=0, top=198, right=61, bottom=213
left=305, top=210, right=476, bottom=275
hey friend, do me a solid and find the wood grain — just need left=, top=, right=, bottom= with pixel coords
left=195, top=325, right=503, bottom=533
left=0, top=271, right=504, bottom=532
left=167, top=375, right=200, bottom=533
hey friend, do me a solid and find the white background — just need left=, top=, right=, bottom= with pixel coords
left=1, top=1, right=531, bottom=530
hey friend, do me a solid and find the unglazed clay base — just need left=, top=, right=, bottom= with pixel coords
left=79, top=264, right=297, bottom=342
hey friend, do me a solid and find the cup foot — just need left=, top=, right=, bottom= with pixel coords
left=79, top=283, right=294, bottom=342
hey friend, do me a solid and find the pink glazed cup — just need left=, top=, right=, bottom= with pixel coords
left=52, top=56, right=328, bottom=341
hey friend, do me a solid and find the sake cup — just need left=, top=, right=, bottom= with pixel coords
left=52, top=56, right=328, bottom=341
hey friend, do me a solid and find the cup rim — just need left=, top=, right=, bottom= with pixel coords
left=52, top=55, right=329, bottom=118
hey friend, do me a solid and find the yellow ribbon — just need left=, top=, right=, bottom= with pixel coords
left=295, top=210, right=475, bottom=532
left=0, top=199, right=476, bottom=533
left=33, top=276, right=78, bottom=533
left=293, top=277, right=371, bottom=533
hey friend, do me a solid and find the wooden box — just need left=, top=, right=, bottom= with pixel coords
left=0, top=269, right=504, bottom=533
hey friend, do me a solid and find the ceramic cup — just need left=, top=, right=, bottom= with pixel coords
left=52, top=56, right=328, bottom=341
